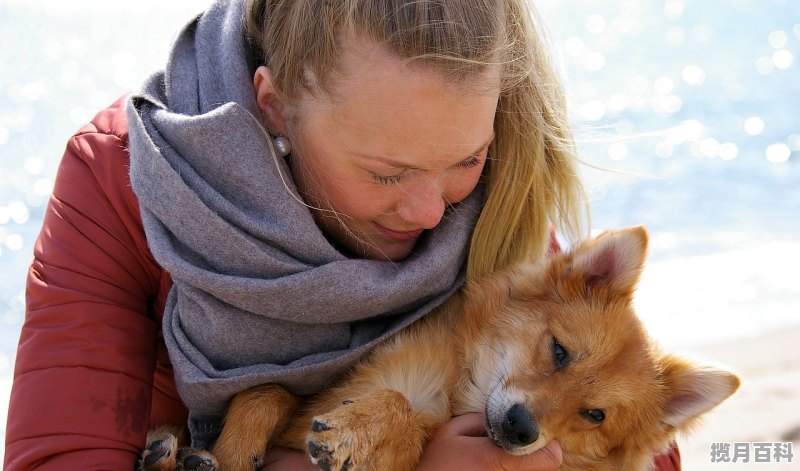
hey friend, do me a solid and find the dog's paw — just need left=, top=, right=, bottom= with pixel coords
left=306, top=390, right=420, bottom=471
left=306, top=398, right=371, bottom=471
left=140, top=430, right=179, bottom=471
left=175, top=448, right=219, bottom=471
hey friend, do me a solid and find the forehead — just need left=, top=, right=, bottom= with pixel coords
left=330, top=38, right=502, bottom=96
left=548, top=298, right=649, bottom=354
left=296, top=38, right=500, bottom=163
left=504, top=289, right=655, bottom=369
left=529, top=307, right=659, bottom=393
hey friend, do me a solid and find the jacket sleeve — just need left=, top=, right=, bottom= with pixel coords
left=4, top=106, right=164, bottom=469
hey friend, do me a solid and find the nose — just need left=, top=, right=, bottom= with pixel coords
left=397, top=178, right=446, bottom=229
left=502, top=403, right=539, bottom=446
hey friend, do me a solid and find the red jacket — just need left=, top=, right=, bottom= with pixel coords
left=5, top=97, right=681, bottom=470
left=5, top=96, right=186, bottom=470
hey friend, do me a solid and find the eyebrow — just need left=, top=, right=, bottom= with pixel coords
left=361, top=133, right=495, bottom=171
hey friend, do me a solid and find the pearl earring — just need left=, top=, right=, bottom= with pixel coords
left=273, top=136, right=292, bottom=157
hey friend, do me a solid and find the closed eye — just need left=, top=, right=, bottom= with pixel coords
left=370, top=170, right=407, bottom=185
left=552, top=337, right=570, bottom=370
left=457, top=155, right=483, bottom=169
left=580, top=408, right=606, bottom=424
left=372, top=155, right=484, bottom=185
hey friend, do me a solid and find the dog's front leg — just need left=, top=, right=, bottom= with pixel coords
left=212, top=383, right=300, bottom=471
left=277, top=323, right=456, bottom=470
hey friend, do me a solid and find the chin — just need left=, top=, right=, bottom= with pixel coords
left=360, top=240, right=416, bottom=262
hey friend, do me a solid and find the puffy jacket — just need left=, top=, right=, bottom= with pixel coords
left=4, top=96, right=681, bottom=470
left=5, top=96, right=186, bottom=470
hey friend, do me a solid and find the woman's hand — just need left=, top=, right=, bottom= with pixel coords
left=261, top=446, right=321, bottom=471
left=260, top=413, right=562, bottom=471
left=416, top=413, right=562, bottom=471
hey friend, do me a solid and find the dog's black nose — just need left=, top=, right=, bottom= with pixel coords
left=502, top=403, right=539, bottom=446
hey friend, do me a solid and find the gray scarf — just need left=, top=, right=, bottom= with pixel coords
left=126, top=0, right=482, bottom=448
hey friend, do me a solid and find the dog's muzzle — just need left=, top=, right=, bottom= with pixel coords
left=487, top=403, right=540, bottom=453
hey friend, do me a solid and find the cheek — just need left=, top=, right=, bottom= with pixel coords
left=469, top=332, right=513, bottom=391
left=443, top=164, right=485, bottom=203
left=293, top=147, right=391, bottom=218
left=318, top=173, right=396, bottom=218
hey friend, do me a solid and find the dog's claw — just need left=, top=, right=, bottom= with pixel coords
left=146, top=438, right=167, bottom=453
left=182, top=454, right=216, bottom=471
left=143, top=440, right=168, bottom=467
left=142, top=433, right=177, bottom=469
left=308, top=440, right=327, bottom=459
left=175, top=447, right=218, bottom=471
left=309, top=440, right=337, bottom=470
left=312, top=420, right=330, bottom=432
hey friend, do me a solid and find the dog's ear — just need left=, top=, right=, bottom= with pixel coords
left=570, top=226, right=648, bottom=294
left=658, top=354, right=740, bottom=431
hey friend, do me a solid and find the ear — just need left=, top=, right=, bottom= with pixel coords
left=570, top=226, right=648, bottom=294
left=659, top=354, right=741, bottom=431
left=253, top=65, right=288, bottom=136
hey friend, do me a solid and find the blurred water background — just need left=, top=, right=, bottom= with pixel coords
left=1, top=0, right=798, bottom=463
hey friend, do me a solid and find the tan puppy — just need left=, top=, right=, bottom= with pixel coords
left=143, top=226, right=740, bottom=471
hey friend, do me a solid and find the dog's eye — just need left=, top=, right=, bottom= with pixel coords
left=581, top=408, right=606, bottom=423
left=551, top=337, right=570, bottom=370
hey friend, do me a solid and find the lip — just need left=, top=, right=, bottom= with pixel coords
left=373, top=223, right=424, bottom=242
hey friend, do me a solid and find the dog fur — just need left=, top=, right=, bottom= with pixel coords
left=139, top=426, right=218, bottom=471
left=142, top=226, right=740, bottom=471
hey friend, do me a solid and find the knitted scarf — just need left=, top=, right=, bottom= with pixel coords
left=126, top=0, right=483, bottom=448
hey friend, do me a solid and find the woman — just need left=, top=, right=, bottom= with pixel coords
left=5, top=0, right=679, bottom=469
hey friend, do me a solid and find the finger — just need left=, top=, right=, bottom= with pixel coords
left=497, top=440, right=563, bottom=470
left=261, top=446, right=319, bottom=470
left=436, top=413, right=487, bottom=438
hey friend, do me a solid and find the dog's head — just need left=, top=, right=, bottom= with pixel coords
left=461, top=226, right=740, bottom=470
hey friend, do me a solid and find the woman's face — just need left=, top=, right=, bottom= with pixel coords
left=255, top=40, right=500, bottom=261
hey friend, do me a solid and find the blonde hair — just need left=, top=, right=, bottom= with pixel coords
left=245, top=0, right=587, bottom=280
